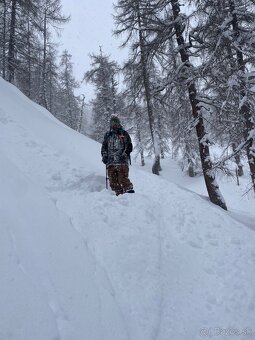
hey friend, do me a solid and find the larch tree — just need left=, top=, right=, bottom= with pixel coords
left=7, top=0, right=18, bottom=83
left=39, top=0, right=69, bottom=109
left=0, top=0, right=84, bottom=133
left=114, top=0, right=165, bottom=175
left=0, top=0, right=9, bottom=80
left=3, top=0, right=38, bottom=83
left=85, top=49, right=121, bottom=142
left=57, top=49, right=80, bottom=130
left=170, top=0, right=227, bottom=209
left=144, top=0, right=227, bottom=209
left=191, top=0, right=255, bottom=191
left=14, top=0, right=42, bottom=98
left=122, top=61, right=147, bottom=166
left=227, top=0, right=255, bottom=191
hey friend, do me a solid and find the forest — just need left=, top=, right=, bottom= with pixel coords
left=1, top=0, right=255, bottom=210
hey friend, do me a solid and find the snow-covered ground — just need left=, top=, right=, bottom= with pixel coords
left=0, top=77, right=255, bottom=340
left=140, top=156, right=255, bottom=232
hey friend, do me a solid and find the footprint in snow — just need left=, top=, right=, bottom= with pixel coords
left=48, top=171, right=105, bottom=193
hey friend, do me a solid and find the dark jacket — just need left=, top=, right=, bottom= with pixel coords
left=101, top=128, right=133, bottom=166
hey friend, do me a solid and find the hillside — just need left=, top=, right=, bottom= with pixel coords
left=1, top=77, right=255, bottom=340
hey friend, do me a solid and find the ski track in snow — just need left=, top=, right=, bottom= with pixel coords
left=67, top=215, right=132, bottom=340
left=1, top=78, right=255, bottom=340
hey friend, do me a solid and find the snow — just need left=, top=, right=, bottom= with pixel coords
left=0, top=76, right=255, bottom=340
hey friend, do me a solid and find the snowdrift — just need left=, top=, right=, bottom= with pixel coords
left=1, top=77, right=255, bottom=340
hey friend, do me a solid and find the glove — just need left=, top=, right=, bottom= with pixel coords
left=120, top=152, right=128, bottom=163
left=102, top=156, right=108, bottom=165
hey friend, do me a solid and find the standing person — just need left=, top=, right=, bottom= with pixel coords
left=101, top=115, right=134, bottom=196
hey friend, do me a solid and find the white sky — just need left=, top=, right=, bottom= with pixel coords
left=59, top=0, right=128, bottom=101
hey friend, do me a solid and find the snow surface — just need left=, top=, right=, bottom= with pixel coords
left=0, top=77, right=255, bottom=340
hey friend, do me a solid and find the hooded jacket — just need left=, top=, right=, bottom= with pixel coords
left=101, top=126, right=133, bottom=166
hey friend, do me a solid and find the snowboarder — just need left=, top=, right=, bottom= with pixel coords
left=101, top=115, right=134, bottom=196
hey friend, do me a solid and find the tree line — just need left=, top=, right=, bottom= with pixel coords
left=0, top=0, right=84, bottom=130
left=1, top=0, right=255, bottom=210
left=85, top=0, right=255, bottom=210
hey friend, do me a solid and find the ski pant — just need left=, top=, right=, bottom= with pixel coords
left=107, top=164, right=133, bottom=193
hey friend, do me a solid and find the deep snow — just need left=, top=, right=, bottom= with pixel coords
left=0, top=77, right=255, bottom=340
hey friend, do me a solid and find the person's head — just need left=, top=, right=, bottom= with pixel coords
left=110, top=115, right=121, bottom=130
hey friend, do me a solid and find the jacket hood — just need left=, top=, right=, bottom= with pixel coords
left=110, top=115, right=121, bottom=129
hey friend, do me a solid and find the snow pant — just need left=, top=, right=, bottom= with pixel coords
left=107, top=164, right=133, bottom=194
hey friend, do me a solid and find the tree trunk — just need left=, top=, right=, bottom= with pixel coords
left=78, top=94, right=85, bottom=133
left=229, top=0, right=255, bottom=192
left=111, top=76, right=117, bottom=115
left=136, top=124, right=145, bottom=166
left=171, top=0, right=227, bottom=210
left=42, top=10, right=48, bottom=109
left=2, top=0, right=7, bottom=79
left=8, top=0, right=17, bottom=83
left=48, top=61, right=53, bottom=111
left=27, top=12, right=32, bottom=98
left=140, top=150, right=145, bottom=166
left=157, top=113, right=164, bottom=160
left=188, top=160, right=195, bottom=178
left=186, top=144, right=195, bottom=177
left=232, top=142, right=244, bottom=177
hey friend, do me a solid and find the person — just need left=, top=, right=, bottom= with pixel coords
left=101, top=115, right=134, bottom=196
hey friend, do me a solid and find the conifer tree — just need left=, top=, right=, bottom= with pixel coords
left=114, top=0, right=165, bottom=174
left=191, top=0, right=255, bottom=191
left=56, top=49, right=80, bottom=130
left=141, top=0, right=227, bottom=208
left=122, top=62, right=147, bottom=166
left=85, top=49, right=121, bottom=142
left=39, top=0, right=69, bottom=110
left=170, top=0, right=227, bottom=209
left=0, top=0, right=8, bottom=79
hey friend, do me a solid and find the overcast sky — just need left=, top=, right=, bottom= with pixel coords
left=59, top=0, right=128, bottom=101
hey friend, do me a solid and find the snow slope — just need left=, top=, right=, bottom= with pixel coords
left=1, top=77, right=255, bottom=340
